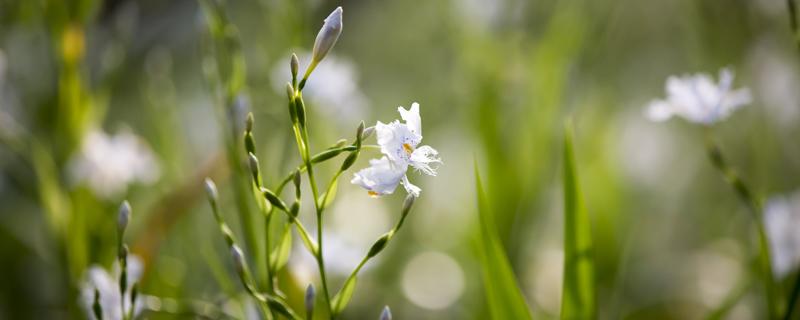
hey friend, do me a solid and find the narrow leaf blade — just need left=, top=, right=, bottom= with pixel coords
left=474, top=162, right=533, bottom=320
left=560, top=120, right=596, bottom=320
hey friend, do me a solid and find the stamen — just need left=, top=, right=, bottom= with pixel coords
left=368, top=191, right=379, bottom=197
left=402, top=143, right=414, bottom=154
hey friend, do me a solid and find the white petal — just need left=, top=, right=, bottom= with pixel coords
left=645, top=100, right=674, bottom=122
left=351, top=157, right=406, bottom=196
left=398, top=102, right=422, bottom=136
left=409, top=145, right=442, bottom=176
left=375, top=120, right=419, bottom=165
left=402, top=175, right=421, bottom=197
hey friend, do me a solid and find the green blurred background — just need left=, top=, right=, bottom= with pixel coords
left=1, top=0, right=799, bottom=319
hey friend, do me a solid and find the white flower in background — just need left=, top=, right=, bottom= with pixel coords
left=69, top=128, right=160, bottom=199
left=271, top=52, right=369, bottom=126
left=646, top=68, right=752, bottom=124
left=352, top=103, right=441, bottom=197
left=764, top=191, right=800, bottom=278
left=81, top=255, right=146, bottom=320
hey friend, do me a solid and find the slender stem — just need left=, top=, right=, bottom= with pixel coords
left=705, top=133, right=780, bottom=319
left=784, top=273, right=800, bottom=320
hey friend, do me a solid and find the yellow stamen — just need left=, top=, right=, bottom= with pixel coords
left=368, top=191, right=379, bottom=197
left=402, top=143, right=414, bottom=154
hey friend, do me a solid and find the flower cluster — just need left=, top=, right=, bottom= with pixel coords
left=351, top=103, right=441, bottom=197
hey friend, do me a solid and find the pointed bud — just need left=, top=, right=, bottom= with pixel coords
left=293, top=171, right=302, bottom=198
left=402, top=193, right=416, bottom=217
left=262, top=188, right=288, bottom=212
left=248, top=152, right=260, bottom=183
left=118, top=201, right=131, bottom=236
left=334, top=139, right=348, bottom=148
left=311, top=7, right=343, bottom=66
left=245, top=112, right=254, bottom=133
left=367, top=232, right=392, bottom=258
left=380, top=306, right=392, bottom=320
left=356, top=121, right=365, bottom=147
left=361, top=126, right=375, bottom=140
left=305, top=284, right=316, bottom=318
left=290, top=202, right=300, bottom=219
left=340, top=152, right=358, bottom=171
left=294, top=96, right=307, bottom=127
left=230, top=245, right=246, bottom=279
left=286, top=82, right=295, bottom=100
left=204, top=178, right=219, bottom=203
left=290, top=53, right=299, bottom=79
left=92, top=289, right=103, bottom=320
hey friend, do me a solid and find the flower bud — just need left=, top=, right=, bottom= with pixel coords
left=245, top=112, right=254, bottom=133
left=355, top=121, right=365, bottom=147
left=118, top=200, right=131, bottom=235
left=361, top=126, right=375, bottom=140
left=263, top=188, right=288, bottom=212
left=92, top=289, right=103, bottom=320
left=230, top=244, right=246, bottom=279
left=311, top=7, right=343, bottom=66
left=305, top=284, right=316, bottom=318
left=402, top=193, right=416, bottom=217
left=248, top=152, right=260, bottom=183
left=340, top=152, right=358, bottom=171
left=286, top=82, right=295, bottom=100
left=293, top=171, right=302, bottom=198
left=204, top=178, right=219, bottom=203
left=290, top=53, right=299, bottom=79
left=367, top=232, right=392, bottom=258
left=380, top=306, right=392, bottom=320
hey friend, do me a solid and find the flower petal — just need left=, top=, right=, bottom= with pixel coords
left=351, top=157, right=406, bottom=196
left=398, top=102, right=422, bottom=136
left=409, top=145, right=442, bottom=176
left=402, top=175, right=421, bottom=197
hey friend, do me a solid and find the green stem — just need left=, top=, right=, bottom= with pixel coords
left=784, top=273, right=800, bottom=320
left=705, top=133, right=780, bottom=319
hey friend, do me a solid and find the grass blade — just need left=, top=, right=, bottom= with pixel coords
left=561, top=120, right=596, bottom=320
left=474, top=161, right=533, bottom=320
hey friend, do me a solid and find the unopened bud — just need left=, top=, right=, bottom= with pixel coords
left=293, top=171, right=302, bottom=198
left=294, top=96, right=306, bottom=127
left=367, top=233, right=392, bottom=258
left=402, top=193, right=416, bottom=217
left=290, top=202, right=300, bottom=218
left=380, top=306, right=392, bottom=320
left=263, top=188, right=288, bottom=212
left=118, top=201, right=131, bottom=235
left=245, top=112, right=254, bottom=133
left=341, top=152, right=358, bottom=171
left=286, top=82, right=294, bottom=100
left=305, top=284, right=316, bottom=318
left=311, top=7, right=343, bottom=66
left=291, top=53, right=299, bottom=79
left=248, top=153, right=260, bottom=182
left=361, top=126, right=375, bottom=140
left=204, top=178, right=219, bottom=203
left=356, top=121, right=365, bottom=147
left=230, top=245, right=246, bottom=279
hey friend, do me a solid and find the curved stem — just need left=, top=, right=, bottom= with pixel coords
left=705, top=132, right=779, bottom=319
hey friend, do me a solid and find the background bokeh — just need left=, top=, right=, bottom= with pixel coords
left=1, top=0, right=799, bottom=319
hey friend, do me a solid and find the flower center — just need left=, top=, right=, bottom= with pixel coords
left=402, top=143, right=414, bottom=154
left=368, top=191, right=379, bottom=197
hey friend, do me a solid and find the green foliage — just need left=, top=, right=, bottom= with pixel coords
left=560, top=120, right=596, bottom=320
left=474, top=162, right=533, bottom=320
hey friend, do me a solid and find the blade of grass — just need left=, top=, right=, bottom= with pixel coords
left=561, top=120, right=596, bottom=320
left=474, top=161, right=533, bottom=320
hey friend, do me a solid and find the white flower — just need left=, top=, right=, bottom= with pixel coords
left=352, top=103, right=441, bottom=197
left=646, top=68, right=752, bottom=124
left=80, top=255, right=146, bottom=320
left=68, top=128, right=160, bottom=199
left=764, top=191, right=800, bottom=278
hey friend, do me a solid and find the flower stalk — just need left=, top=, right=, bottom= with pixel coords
left=705, top=132, right=780, bottom=319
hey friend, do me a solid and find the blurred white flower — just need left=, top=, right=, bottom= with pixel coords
left=764, top=191, right=800, bottom=278
left=352, top=103, right=441, bottom=197
left=68, top=128, right=160, bottom=199
left=646, top=68, right=752, bottom=124
left=271, top=52, right=368, bottom=126
left=81, top=255, right=146, bottom=320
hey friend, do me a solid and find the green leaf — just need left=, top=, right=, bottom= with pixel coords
left=331, top=275, right=357, bottom=316
left=561, top=120, right=596, bottom=320
left=318, top=178, right=339, bottom=210
left=474, top=162, right=533, bottom=320
left=270, top=226, right=293, bottom=271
